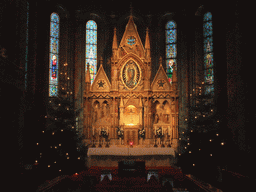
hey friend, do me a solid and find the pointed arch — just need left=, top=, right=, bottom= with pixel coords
left=86, top=20, right=97, bottom=84
left=203, top=12, right=214, bottom=94
left=49, top=12, right=60, bottom=97
left=166, top=20, right=177, bottom=84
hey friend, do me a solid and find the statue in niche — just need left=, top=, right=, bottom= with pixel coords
left=171, top=99, right=175, bottom=113
left=154, top=114, right=159, bottom=124
left=93, top=103, right=99, bottom=123
left=103, top=103, right=107, bottom=117
left=101, top=107, right=104, bottom=118
left=94, top=109, right=98, bottom=123
left=127, top=61, right=135, bottom=87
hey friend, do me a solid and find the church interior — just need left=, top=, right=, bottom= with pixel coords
left=1, top=0, right=255, bottom=191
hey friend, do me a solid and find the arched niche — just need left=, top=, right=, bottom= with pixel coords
left=153, top=100, right=171, bottom=125
left=93, top=100, right=100, bottom=123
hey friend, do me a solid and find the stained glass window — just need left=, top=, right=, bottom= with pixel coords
left=86, top=20, right=97, bottom=83
left=166, top=21, right=177, bottom=83
left=49, top=13, right=59, bottom=97
left=203, top=12, right=214, bottom=94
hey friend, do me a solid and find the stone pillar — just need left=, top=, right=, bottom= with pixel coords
left=148, top=99, right=152, bottom=139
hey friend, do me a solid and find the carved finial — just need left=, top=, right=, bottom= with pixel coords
left=159, top=57, right=163, bottom=66
left=145, top=28, right=150, bottom=50
left=112, top=27, right=118, bottom=50
left=100, top=56, right=103, bottom=66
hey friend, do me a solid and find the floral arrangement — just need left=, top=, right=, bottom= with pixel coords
left=138, top=128, right=145, bottom=139
left=117, top=127, right=124, bottom=139
left=101, top=128, right=108, bottom=139
left=156, top=127, right=163, bottom=138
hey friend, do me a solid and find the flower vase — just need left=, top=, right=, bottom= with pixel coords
left=119, top=137, right=122, bottom=145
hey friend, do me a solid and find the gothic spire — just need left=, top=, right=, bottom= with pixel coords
left=145, top=28, right=150, bottom=50
left=112, top=27, right=118, bottom=60
left=145, top=28, right=151, bottom=59
left=100, top=56, right=103, bottom=66
left=159, top=56, right=163, bottom=66
left=112, top=27, right=118, bottom=50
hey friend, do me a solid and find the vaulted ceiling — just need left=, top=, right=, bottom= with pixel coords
left=45, top=0, right=205, bottom=17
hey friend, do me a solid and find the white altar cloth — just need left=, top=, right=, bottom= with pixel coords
left=87, top=147, right=175, bottom=157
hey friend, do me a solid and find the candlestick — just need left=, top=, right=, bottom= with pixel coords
left=93, top=127, right=94, bottom=135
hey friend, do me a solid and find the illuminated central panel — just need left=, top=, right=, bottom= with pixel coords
left=123, top=105, right=139, bottom=126
left=121, top=60, right=141, bottom=90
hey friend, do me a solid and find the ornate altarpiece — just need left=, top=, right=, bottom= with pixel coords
left=83, top=16, right=179, bottom=153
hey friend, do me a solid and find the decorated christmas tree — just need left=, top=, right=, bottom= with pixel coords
left=34, top=95, right=88, bottom=180
left=177, top=83, right=228, bottom=186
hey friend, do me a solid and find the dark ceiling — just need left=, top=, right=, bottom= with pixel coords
left=46, top=0, right=205, bottom=17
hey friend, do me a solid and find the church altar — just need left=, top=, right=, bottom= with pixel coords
left=88, top=146, right=175, bottom=157
left=87, top=146, right=176, bottom=168
left=83, top=15, right=179, bottom=168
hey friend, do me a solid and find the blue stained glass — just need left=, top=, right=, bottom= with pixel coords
left=203, top=21, right=212, bottom=37
left=50, top=22, right=59, bottom=38
left=203, top=12, right=214, bottom=94
left=166, top=20, right=177, bottom=84
left=204, top=68, right=214, bottom=84
left=204, top=37, right=213, bottom=53
left=204, top=53, right=213, bottom=68
left=86, top=20, right=97, bottom=83
left=166, top=21, right=176, bottom=29
left=49, top=85, right=58, bottom=97
left=203, top=12, right=212, bottom=22
left=49, top=13, right=59, bottom=97
left=51, top=38, right=59, bottom=54
left=127, top=36, right=136, bottom=45
left=166, top=59, right=176, bottom=83
left=166, top=29, right=177, bottom=43
left=166, top=44, right=177, bottom=58
left=51, top=13, right=59, bottom=23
